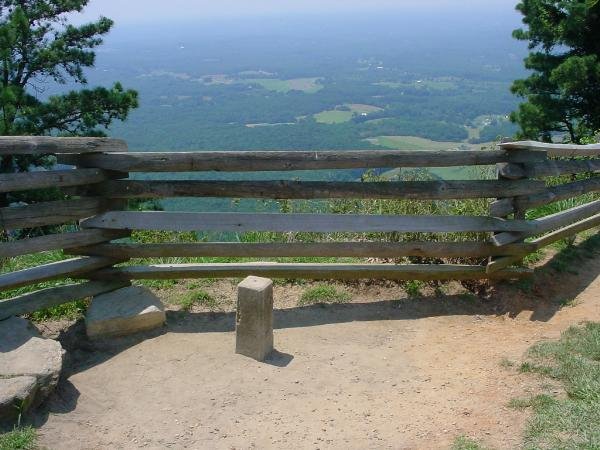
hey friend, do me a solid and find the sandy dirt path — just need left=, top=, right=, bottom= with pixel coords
left=32, top=249, right=600, bottom=449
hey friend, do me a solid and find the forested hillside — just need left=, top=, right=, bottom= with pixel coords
left=58, top=11, right=524, bottom=152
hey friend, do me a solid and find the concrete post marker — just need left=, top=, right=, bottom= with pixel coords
left=236, top=276, right=274, bottom=361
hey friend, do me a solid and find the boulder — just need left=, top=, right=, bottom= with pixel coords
left=0, top=317, right=64, bottom=423
left=86, top=286, right=166, bottom=339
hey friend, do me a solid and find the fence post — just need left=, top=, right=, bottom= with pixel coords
left=487, top=139, right=536, bottom=273
left=235, top=276, right=274, bottom=361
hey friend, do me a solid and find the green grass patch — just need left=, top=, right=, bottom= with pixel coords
left=0, top=427, right=37, bottom=450
left=513, top=322, right=600, bottom=449
left=299, top=284, right=351, bottom=306
left=452, top=435, right=486, bottom=450
left=178, top=289, right=218, bottom=311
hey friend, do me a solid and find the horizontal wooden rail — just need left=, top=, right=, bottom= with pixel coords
left=0, top=198, right=108, bottom=230
left=0, top=280, right=130, bottom=320
left=487, top=212, right=600, bottom=273
left=532, top=213, right=600, bottom=249
left=95, top=179, right=546, bottom=200
left=490, top=176, right=600, bottom=217
left=0, top=229, right=129, bottom=258
left=88, top=263, right=532, bottom=282
left=70, top=241, right=535, bottom=259
left=0, top=256, right=121, bottom=291
left=81, top=211, right=535, bottom=233
left=500, top=141, right=600, bottom=157
left=0, top=169, right=115, bottom=194
left=0, top=136, right=127, bottom=155
left=492, top=199, right=600, bottom=246
left=522, top=159, right=600, bottom=178
left=58, top=149, right=545, bottom=172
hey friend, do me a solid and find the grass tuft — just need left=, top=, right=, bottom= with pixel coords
left=0, top=427, right=37, bottom=450
left=299, top=284, right=351, bottom=306
left=178, top=290, right=218, bottom=311
left=452, top=435, right=486, bottom=450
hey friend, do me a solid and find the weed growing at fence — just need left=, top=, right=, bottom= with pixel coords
left=299, top=284, right=351, bottom=306
left=404, top=280, right=424, bottom=297
left=510, top=322, right=600, bottom=449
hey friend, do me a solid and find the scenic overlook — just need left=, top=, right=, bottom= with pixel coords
left=0, top=0, right=599, bottom=449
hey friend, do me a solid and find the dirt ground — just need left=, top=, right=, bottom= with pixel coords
left=30, top=244, right=600, bottom=450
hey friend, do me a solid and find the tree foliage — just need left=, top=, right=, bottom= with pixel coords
left=0, top=1, right=137, bottom=182
left=511, top=0, right=600, bottom=143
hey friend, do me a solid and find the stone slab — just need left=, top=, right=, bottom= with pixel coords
left=0, top=317, right=64, bottom=423
left=86, top=286, right=166, bottom=339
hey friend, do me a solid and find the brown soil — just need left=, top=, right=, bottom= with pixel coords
left=30, top=242, right=600, bottom=449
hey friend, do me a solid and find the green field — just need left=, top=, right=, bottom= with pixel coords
left=314, top=103, right=383, bottom=124
left=373, top=136, right=495, bottom=180
left=369, top=135, right=470, bottom=151
left=376, top=79, right=458, bottom=91
left=314, top=110, right=355, bottom=124
left=242, top=77, right=323, bottom=93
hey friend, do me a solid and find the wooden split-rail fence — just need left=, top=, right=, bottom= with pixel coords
left=0, top=136, right=599, bottom=319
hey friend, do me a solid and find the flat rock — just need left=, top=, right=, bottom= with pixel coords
left=86, top=286, right=166, bottom=339
left=0, top=317, right=64, bottom=423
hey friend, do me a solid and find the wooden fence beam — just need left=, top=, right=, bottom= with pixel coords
left=531, top=213, right=600, bottom=249
left=0, top=198, right=107, bottom=230
left=522, top=159, right=600, bottom=178
left=94, top=179, right=546, bottom=200
left=0, top=229, right=129, bottom=258
left=81, top=211, right=535, bottom=234
left=58, top=149, right=545, bottom=173
left=492, top=199, right=600, bottom=246
left=70, top=241, right=535, bottom=259
left=0, top=280, right=130, bottom=320
left=490, top=176, right=600, bottom=217
left=0, top=169, right=116, bottom=193
left=0, top=256, right=122, bottom=291
left=0, top=136, right=127, bottom=155
left=500, top=141, right=600, bottom=157
left=88, top=263, right=533, bottom=282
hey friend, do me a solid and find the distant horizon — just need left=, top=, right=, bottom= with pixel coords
left=75, top=0, right=520, bottom=25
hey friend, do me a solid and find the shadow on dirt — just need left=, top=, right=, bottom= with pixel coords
left=28, top=233, right=600, bottom=428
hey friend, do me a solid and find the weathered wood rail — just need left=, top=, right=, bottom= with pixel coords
left=0, top=137, right=598, bottom=320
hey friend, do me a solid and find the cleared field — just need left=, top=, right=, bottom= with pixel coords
left=314, top=110, right=354, bottom=124
left=345, top=103, right=383, bottom=114
left=373, top=136, right=495, bottom=180
left=368, top=135, right=469, bottom=151
left=314, top=103, right=383, bottom=124
left=242, top=77, right=323, bottom=93
left=376, top=79, right=458, bottom=90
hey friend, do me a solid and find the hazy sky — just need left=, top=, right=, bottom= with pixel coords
left=78, top=0, right=516, bottom=24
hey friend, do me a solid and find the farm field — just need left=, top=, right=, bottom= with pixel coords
left=242, top=77, right=323, bottom=93
left=368, top=135, right=473, bottom=151
left=314, top=104, right=384, bottom=124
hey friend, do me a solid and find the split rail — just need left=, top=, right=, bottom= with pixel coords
left=0, top=136, right=599, bottom=319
